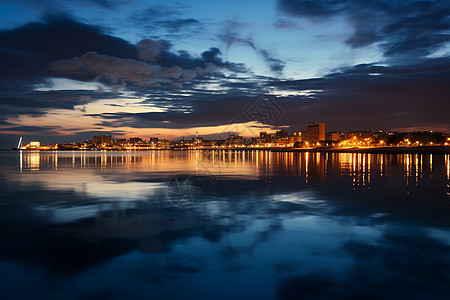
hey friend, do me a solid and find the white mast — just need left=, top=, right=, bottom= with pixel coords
left=17, top=137, right=23, bottom=149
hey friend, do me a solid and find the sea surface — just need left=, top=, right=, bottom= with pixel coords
left=0, top=150, right=449, bottom=299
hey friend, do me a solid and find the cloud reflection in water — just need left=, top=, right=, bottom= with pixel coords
left=0, top=150, right=448, bottom=299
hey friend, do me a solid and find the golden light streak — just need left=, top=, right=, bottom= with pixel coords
left=305, top=152, right=309, bottom=183
left=430, top=154, right=433, bottom=172
left=415, top=154, right=419, bottom=185
left=446, top=154, right=449, bottom=180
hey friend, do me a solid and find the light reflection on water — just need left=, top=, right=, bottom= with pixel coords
left=0, top=150, right=449, bottom=299
left=15, top=150, right=449, bottom=184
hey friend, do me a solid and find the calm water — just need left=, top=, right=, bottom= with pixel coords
left=0, top=150, right=449, bottom=299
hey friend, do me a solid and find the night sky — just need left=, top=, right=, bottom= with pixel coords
left=1, top=0, right=449, bottom=147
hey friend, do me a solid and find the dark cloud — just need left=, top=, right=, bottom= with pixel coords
left=137, top=39, right=171, bottom=62
left=0, top=15, right=240, bottom=88
left=4, top=125, right=61, bottom=134
left=154, top=18, right=202, bottom=33
left=278, top=0, right=341, bottom=18
left=268, top=57, right=450, bottom=132
left=90, top=0, right=127, bottom=9
left=129, top=3, right=204, bottom=39
left=89, top=96, right=254, bottom=130
left=277, top=0, right=450, bottom=60
left=4, top=0, right=131, bottom=12
left=259, top=49, right=286, bottom=74
left=48, top=51, right=218, bottom=87
left=137, top=4, right=191, bottom=19
left=0, top=14, right=135, bottom=86
left=0, top=90, right=115, bottom=110
left=77, top=56, right=450, bottom=135
left=273, top=19, right=302, bottom=30
left=218, top=20, right=286, bottom=74
left=0, top=15, right=245, bottom=130
left=47, top=44, right=245, bottom=88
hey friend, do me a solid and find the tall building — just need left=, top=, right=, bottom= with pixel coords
left=93, top=135, right=112, bottom=145
left=276, top=130, right=288, bottom=137
left=114, top=139, right=127, bottom=144
left=306, top=123, right=325, bottom=143
left=259, top=131, right=272, bottom=143
left=129, top=137, right=143, bottom=144
left=226, top=134, right=244, bottom=145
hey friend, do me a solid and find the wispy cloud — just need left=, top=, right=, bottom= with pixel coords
left=277, top=0, right=450, bottom=60
left=218, top=20, right=286, bottom=75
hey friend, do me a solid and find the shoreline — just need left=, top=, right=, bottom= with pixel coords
left=272, top=146, right=450, bottom=154
left=4, top=146, right=450, bottom=154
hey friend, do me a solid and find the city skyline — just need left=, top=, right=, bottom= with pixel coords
left=17, top=124, right=450, bottom=151
left=8, top=118, right=450, bottom=150
left=1, top=0, right=450, bottom=148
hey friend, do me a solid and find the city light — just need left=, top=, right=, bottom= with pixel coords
left=15, top=123, right=449, bottom=151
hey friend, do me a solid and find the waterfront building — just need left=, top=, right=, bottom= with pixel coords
left=129, top=137, right=143, bottom=144
left=305, top=123, right=325, bottom=143
left=93, top=135, right=112, bottom=145
left=259, top=132, right=272, bottom=143
left=326, top=132, right=342, bottom=141
left=276, top=130, right=288, bottom=137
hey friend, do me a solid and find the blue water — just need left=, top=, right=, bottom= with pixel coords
left=0, top=150, right=449, bottom=299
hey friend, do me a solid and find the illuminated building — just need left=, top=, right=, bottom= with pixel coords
left=259, top=132, right=272, bottom=143
left=15, top=126, right=448, bottom=151
left=326, top=132, right=342, bottom=141
left=293, top=131, right=303, bottom=139
left=226, top=134, right=244, bottom=145
left=25, top=141, right=41, bottom=149
left=114, top=139, right=127, bottom=144
left=93, top=135, right=112, bottom=145
left=305, top=123, right=325, bottom=143
left=129, top=137, right=143, bottom=144
left=276, top=130, right=288, bottom=137
left=193, top=137, right=204, bottom=145
left=288, top=135, right=302, bottom=144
